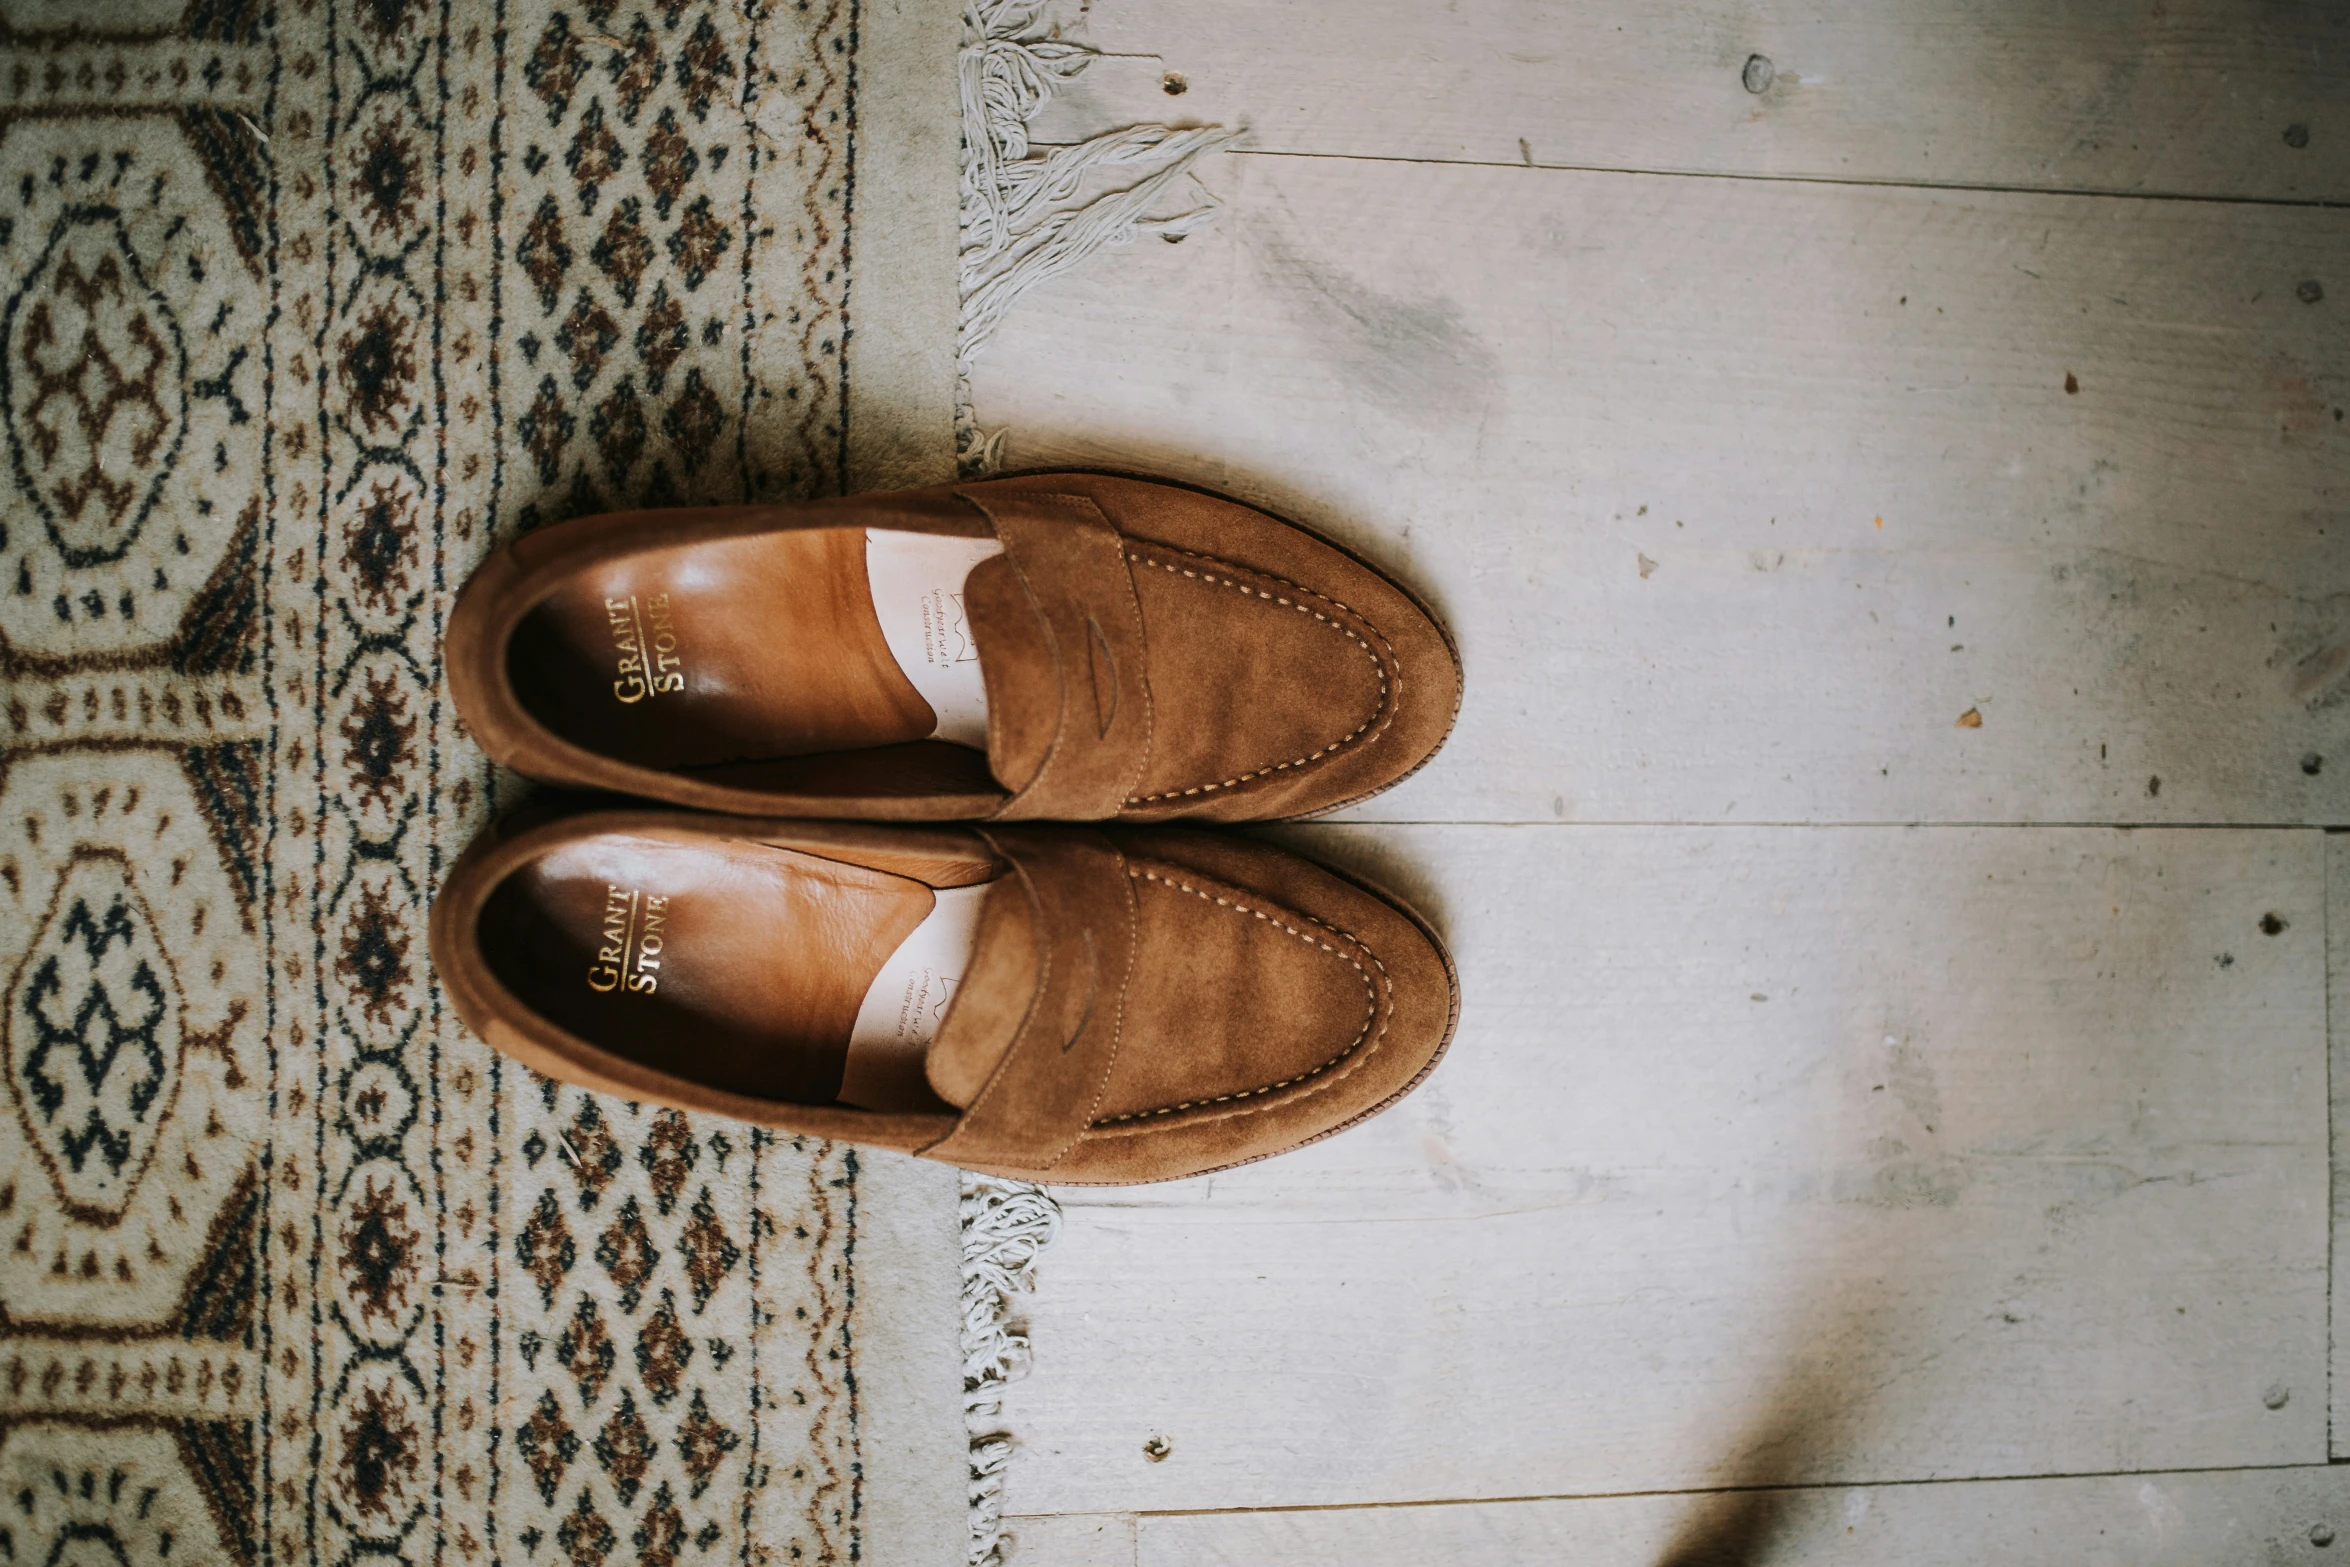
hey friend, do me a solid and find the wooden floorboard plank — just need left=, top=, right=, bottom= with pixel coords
left=1001, top=1514, right=1139, bottom=1567
left=2330, top=832, right=2348, bottom=1460
left=998, top=825, right=2329, bottom=1514
left=1030, top=0, right=2349, bottom=202
left=970, top=156, right=2350, bottom=826
left=1124, top=1466, right=2350, bottom=1566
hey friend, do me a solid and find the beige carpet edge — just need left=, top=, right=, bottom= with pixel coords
left=844, top=0, right=964, bottom=493
left=852, top=1151, right=968, bottom=1567
left=837, top=1, right=967, bottom=1561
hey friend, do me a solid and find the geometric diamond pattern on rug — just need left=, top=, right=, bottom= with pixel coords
left=504, top=1093, right=857, bottom=1563
left=0, top=0, right=875, bottom=1561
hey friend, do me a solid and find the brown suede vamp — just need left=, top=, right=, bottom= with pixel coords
left=962, top=472, right=1458, bottom=823
left=1114, top=540, right=1396, bottom=813
left=1086, top=854, right=1388, bottom=1127
left=920, top=826, right=1457, bottom=1184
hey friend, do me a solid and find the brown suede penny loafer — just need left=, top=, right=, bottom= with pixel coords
left=446, top=472, right=1459, bottom=821
left=429, top=806, right=1458, bottom=1184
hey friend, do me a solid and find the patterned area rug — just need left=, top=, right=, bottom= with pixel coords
left=0, top=1, right=959, bottom=1563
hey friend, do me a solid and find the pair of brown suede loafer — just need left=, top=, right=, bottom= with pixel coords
left=430, top=472, right=1462, bottom=1184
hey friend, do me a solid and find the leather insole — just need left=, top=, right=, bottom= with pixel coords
left=478, top=833, right=943, bottom=1106
left=508, top=529, right=938, bottom=771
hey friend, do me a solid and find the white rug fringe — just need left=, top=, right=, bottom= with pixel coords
left=961, top=1175, right=1064, bottom=1567
left=955, top=0, right=1234, bottom=474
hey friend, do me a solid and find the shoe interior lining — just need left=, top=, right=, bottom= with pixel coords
left=507, top=527, right=941, bottom=771
left=478, top=833, right=964, bottom=1112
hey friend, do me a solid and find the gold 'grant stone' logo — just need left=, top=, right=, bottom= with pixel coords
left=587, top=884, right=669, bottom=994
left=607, top=593, right=685, bottom=703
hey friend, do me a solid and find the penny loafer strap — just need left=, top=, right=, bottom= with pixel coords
left=961, top=489, right=1155, bottom=820
left=922, top=827, right=1138, bottom=1173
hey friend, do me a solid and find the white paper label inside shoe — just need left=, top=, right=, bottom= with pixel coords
left=866, top=529, right=1004, bottom=749
left=839, top=881, right=991, bottom=1111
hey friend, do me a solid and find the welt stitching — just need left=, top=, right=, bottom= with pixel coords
left=1088, top=867, right=1388, bottom=1128
left=1120, top=548, right=1398, bottom=804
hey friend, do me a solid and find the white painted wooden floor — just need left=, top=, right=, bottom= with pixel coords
left=970, top=4, right=2349, bottom=1561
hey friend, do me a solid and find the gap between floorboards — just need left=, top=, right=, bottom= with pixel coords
left=1033, top=1458, right=2350, bottom=1522
left=1207, top=146, right=2350, bottom=210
